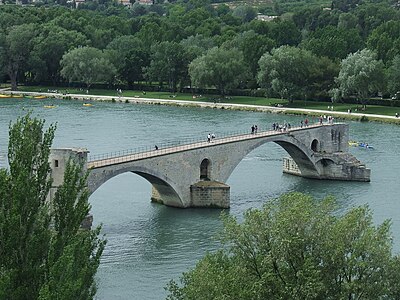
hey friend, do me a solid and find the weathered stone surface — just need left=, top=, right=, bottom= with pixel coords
left=48, top=124, right=370, bottom=208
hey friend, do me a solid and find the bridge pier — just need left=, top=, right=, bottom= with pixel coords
left=283, top=155, right=370, bottom=182
left=190, top=181, right=230, bottom=208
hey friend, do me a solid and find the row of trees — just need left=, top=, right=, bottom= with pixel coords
left=0, top=114, right=105, bottom=300
left=1, top=0, right=400, bottom=101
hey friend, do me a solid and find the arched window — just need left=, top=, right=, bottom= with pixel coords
left=200, top=159, right=211, bottom=180
left=311, top=139, right=319, bottom=152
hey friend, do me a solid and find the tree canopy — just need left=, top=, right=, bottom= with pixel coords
left=166, top=192, right=400, bottom=300
left=189, top=47, right=249, bottom=96
left=60, top=46, right=116, bottom=89
left=1, top=0, right=400, bottom=101
left=257, top=46, right=317, bottom=101
left=335, top=49, right=385, bottom=103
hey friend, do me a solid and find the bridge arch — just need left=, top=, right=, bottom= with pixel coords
left=219, top=134, right=320, bottom=184
left=88, top=165, right=184, bottom=207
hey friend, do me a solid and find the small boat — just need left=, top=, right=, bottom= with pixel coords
left=12, top=95, right=23, bottom=98
left=0, top=94, right=10, bottom=98
left=44, top=105, right=56, bottom=109
left=358, top=142, right=374, bottom=149
left=34, top=95, right=46, bottom=99
left=83, top=103, right=93, bottom=107
left=348, top=141, right=358, bottom=147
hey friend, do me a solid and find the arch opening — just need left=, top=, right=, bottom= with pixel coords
left=200, top=158, right=211, bottom=180
left=311, top=139, right=319, bottom=152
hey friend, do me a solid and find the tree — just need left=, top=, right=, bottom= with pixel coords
left=223, top=30, right=275, bottom=80
left=0, top=114, right=106, bottom=300
left=367, top=20, right=400, bottom=63
left=335, top=49, right=385, bottom=104
left=257, top=46, right=317, bottom=102
left=166, top=192, right=400, bottom=299
left=29, top=25, right=88, bottom=85
left=145, top=41, right=189, bottom=92
left=107, top=35, right=149, bottom=86
left=188, top=47, right=249, bottom=97
left=3, top=24, right=38, bottom=90
left=60, top=46, right=116, bottom=89
left=386, top=55, right=400, bottom=97
left=302, top=26, right=362, bottom=60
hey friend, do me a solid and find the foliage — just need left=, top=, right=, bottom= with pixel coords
left=0, top=1, right=400, bottom=101
left=335, top=49, right=385, bottom=104
left=107, top=35, right=149, bottom=85
left=367, top=20, right=400, bottom=63
left=29, top=24, right=88, bottom=84
left=0, top=114, right=105, bottom=300
left=60, top=46, right=116, bottom=88
left=223, top=30, right=275, bottom=79
left=386, top=55, right=400, bottom=97
left=189, top=47, right=249, bottom=96
left=166, top=192, right=400, bottom=300
left=3, top=23, right=38, bottom=90
left=145, top=41, right=189, bottom=92
left=257, top=46, right=318, bottom=101
left=302, top=25, right=362, bottom=60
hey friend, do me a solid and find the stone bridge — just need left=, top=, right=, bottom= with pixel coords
left=48, top=123, right=370, bottom=208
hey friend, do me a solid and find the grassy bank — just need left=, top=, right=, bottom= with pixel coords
left=12, top=86, right=400, bottom=123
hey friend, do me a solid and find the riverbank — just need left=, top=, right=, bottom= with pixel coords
left=2, top=89, right=400, bottom=124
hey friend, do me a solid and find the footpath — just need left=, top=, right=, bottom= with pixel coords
left=1, top=89, right=399, bottom=123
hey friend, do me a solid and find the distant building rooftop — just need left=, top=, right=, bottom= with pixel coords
left=257, top=14, right=278, bottom=22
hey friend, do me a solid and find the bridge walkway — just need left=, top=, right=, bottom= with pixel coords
left=87, top=123, right=326, bottom=169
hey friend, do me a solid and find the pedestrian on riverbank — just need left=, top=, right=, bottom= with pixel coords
left=207, top=133, right=211, bottom=142
left=211, top=133, right=215, bottom=140
left=251, top=125, right=255, bottom=134
left=255, top=125, right=258, bottom=133
left=305, top=118, right=309, bottom=127
left=154, top=145, right=158, bottom=150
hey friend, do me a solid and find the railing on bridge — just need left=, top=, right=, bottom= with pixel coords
left=87, top=122, right=328, bottom=168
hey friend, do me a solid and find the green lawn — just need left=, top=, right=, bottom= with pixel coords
left=16, top=86, right=400, bottom=117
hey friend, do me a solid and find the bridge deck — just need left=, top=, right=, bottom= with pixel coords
left=87, top=123, right=326, bottom=169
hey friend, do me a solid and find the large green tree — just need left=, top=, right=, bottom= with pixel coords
left=189, top=47, right=249, bottom=97
left=335, top=49, right=385, bottom=104
left=2, top=23, right=38, bottom=90
left=29, top=25, right=88, bottom=85
left=0, top=114, right=106, bottom=300
left=107, top=35, right=149, bottom=86
left=145, top=41, right=189, bottom=92
left=257, top=46, right=317, bottom=102
left=166, top=192, right=400, bottom=299
left=60, top=46, right=116, bottom=89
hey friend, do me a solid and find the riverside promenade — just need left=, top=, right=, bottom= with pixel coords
left=1, top=89, right=399, bottom=122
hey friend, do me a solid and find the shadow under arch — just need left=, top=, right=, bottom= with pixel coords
left=88, top=166, right=183, bottom=207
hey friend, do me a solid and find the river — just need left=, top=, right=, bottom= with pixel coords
left=0, top=98, right=399, bottom=299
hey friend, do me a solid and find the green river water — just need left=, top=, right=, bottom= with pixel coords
left=0, top=98, right=399, bottom=299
